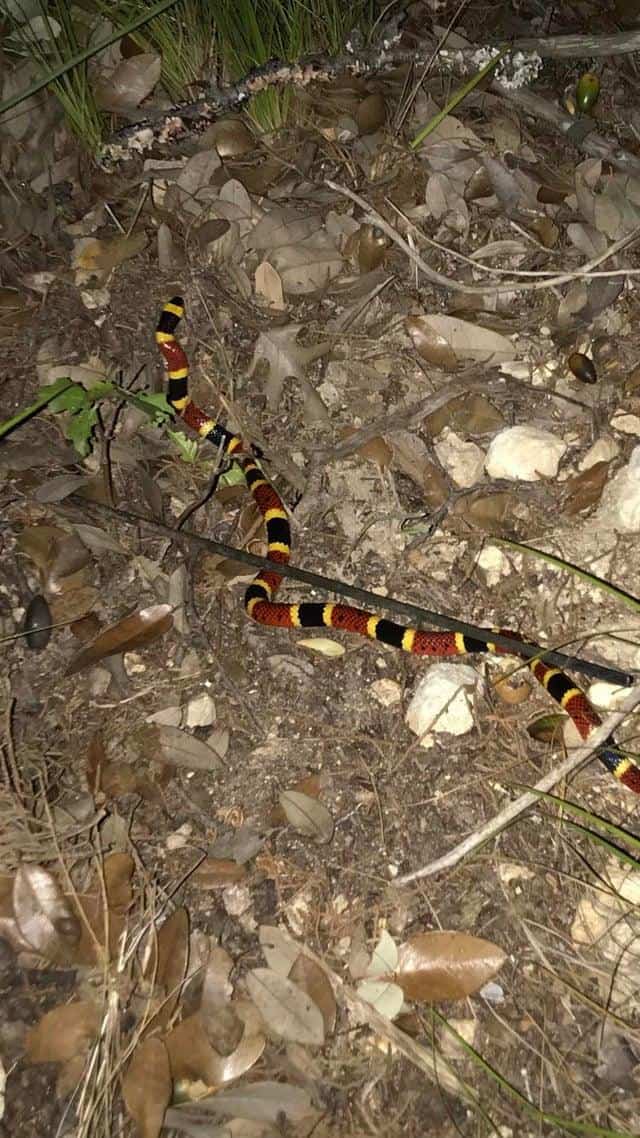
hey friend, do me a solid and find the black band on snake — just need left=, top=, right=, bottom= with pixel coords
left=156, top=297, right=640, bottom=795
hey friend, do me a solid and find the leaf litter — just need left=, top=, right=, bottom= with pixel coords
left=4, top=8, right=640, bottom=1138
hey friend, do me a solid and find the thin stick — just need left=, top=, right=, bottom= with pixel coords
left=66, top=494, right=637, bottom=688
left=325, top=180, right=640, bottom=296
left=392, top=685, right=640, bottom=887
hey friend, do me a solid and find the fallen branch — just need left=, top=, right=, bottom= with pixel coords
left=67, top=494, right=637, bottom=689
left=392, top=684, right=640, bottom=887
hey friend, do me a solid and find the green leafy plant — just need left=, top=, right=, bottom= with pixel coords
left=0, top=376, right=173, bottom=457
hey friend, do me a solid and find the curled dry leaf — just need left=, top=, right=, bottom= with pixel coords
left=122, top=1037, right=172, bottom=1138
left=13, top=864, right=80, bottom=963
left=493, top=674, right=530, bottom=705
left=27, top=999, right=100, bottom=1064
left=167, top=1009, right=265, bottom=1089
left=245, top=968, right=325, bottom=1045
left=395, top=931, right=506, bottom=1003
left=278, top=790, right=334, bottom=844
left=366, top=928, right=399, bottom=976
left=65, top=604, right=173, bottom=676
left=165, top=1012, right=224, bottom=1085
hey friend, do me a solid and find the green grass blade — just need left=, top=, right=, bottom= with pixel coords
left=410, top=48, right=506, bottom=149
left=433, top=1011, right=635, bottom=1137
left=0, top=0, right=179, bottom=120
left=524, top=788, right=640, bottom=852
left=496, top=538, right=640, bottom=613
left=0, top=378, right=73, bottom=439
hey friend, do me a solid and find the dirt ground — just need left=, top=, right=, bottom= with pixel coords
left=2, top=1, right=640, bottom=1136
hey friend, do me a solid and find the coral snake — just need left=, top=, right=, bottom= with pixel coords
left=156, top=298, right=640, bottom=795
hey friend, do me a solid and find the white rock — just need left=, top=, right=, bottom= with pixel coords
left=433, top=428, right=485, bottom=488
left=476, top=544, right=511, bottom=587
left=185, top=692, right=217, bottom=728
left=405, top=663, right=478, bottom=749
left=369, top=678, right=402, bottom=707
left=611, top=411, right=640, bottom=436
left=578, top=435, right=619, bottom=470
left=588, top=682, right=628, bottom=710
left=603, top=445, right=640, bottom=531
left=484, top=425, right=567, bottom=481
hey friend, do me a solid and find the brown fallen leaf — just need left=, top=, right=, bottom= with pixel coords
left=289, top=954, right=337, bottom=1036
left=278, top=790, right=334, bottom=844
left=395, top=931, right=506, bottom=1002
left=65, top=604, right=173, bottom=676
left=165, top=1012, right=222, bottom=1085
left=193, top=858, right=247, bottom=889
left=27, top=999, right=101, bottom=1063
left=122, top=1036, right=172, bottom=1138
left=527, top=712, right=567, bottom=745
left=145, top=908, right=189, bottom=1025
left=563, top=460, right=610, bottom=516
left=103, top=852, right=134, bottom=915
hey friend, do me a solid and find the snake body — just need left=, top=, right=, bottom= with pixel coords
left=156, top=297, right=640, bottom=795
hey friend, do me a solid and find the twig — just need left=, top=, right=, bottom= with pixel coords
left=392, top=684, right=640, bottom=887
left=325, top=180, right=640, bottom=295
left=510, top=30, right=640, bottom=58
left=66, top=493, right=637, bottom=688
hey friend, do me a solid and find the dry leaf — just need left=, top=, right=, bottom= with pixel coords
left=165, top=1080, right=315, bottom=1127
left=278, top=791, right=334, bottom=843
left=165, top=1013, right=222, bottom=1084
left=396, top=931, right=506, bottom=1002
left=103, top=852, right=134, bottom=915
left=245, top=968, right=325, bottom=1044
left=254, top=261, right=285, bottom=310
left=249, top=324, right=330, bottom=408
left=563, top=461, right=609, bottom=516
left=65, top=604, right=173, bottom=676
left=193, top=859, right=247, bottom=889
left=288, top=955, right=337, bottom=1036
left=270, top=238, right=343, bottom=295
left=13, top=864, right=80, bottom=962
left=296, top=637, right=345, bottom=657
left=147, top=908, right=189, bottom=1001
left=356, top=979, right=404, bottom=1019
left=259, top=925, right=301, bottom=977
left=72, top=233, right=148, bottom=274
left=122, top=1037, right=172, bottom=1138
left=95, top=53, right=161, bottom=113
left=151, top=725, right=222, bottom=771
left=406, top=314, right=515, bottom=368
left=27, top=1000, right=100, bottom=1063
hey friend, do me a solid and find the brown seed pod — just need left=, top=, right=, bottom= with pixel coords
left=568, top=352, right=597, bottom=384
